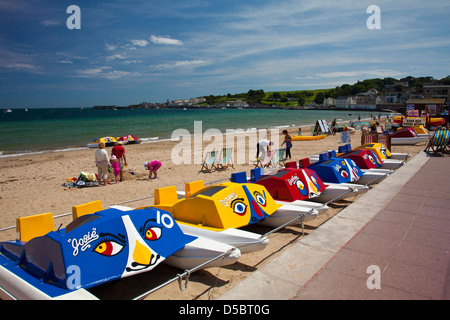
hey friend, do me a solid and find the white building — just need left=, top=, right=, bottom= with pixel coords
left=335, top=96, right=351, bottom=109
left=324, top=98, right=336, bottom=107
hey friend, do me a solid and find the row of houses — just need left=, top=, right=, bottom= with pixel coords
left=324, top=84, right=450, bottom=114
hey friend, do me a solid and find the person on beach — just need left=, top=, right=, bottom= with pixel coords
left=331, top=118, right=337, bottom=127
left=256, top=139, right=273, bottom=161
left=144, top=160, right=162, bottom=179
left=110, top=155, right=120, bottom=184
left=331, top=118, right=338, bottom=135
left=297, top=127, right=302, bottom=135
left=111, top=141, right=127, bottom=182
left=281, top=129, right=292, bottom=160
left=95, top=142, right=110, bottom=186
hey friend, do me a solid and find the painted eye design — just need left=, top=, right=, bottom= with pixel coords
left=310, top=174, right=321, bottom=189
left=340, top=169, right=349, bottom=178
left=232, top=201, right=247, bottom=216
left=253, top=191, right=267, bottom=207
left=368, top=155, right=376, bottom=164
left=296, top=180, right=308, bottom=196
left=145, top=227, right=162, bottom=241
left=94, top=241, right=124, bottom=256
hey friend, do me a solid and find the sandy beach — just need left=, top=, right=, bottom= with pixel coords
left=0, top=118, right=426, bottom=300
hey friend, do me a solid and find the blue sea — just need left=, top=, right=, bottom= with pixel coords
left=0, top=107, right=389, bottom=157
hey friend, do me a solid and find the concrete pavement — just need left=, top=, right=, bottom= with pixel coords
left=218, top=151, right=450, bottom=300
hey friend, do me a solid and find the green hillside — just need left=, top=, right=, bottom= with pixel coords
left=197, top=76, right=449, bottom=107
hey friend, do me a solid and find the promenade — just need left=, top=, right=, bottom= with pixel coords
left=218, top=151, right=450, bottom=300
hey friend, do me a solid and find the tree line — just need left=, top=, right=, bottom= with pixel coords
left=201, top=75, right=450, bottom=107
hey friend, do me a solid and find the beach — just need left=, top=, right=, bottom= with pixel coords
left=0, top=118, right=426, bottom=300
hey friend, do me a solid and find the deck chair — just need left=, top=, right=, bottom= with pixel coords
left=16, top=212, right=55, bottom=242
left=361, top=125, right=370, bottom=134
left=268, top=148, right=285, bottom=168
left=259, top=150, right=273, bottom=168
left=216, top=147, right=234, bottom=170
left=252, top=150, right=272, bottom=168
left=199, top=150, right=218, bottom=172
left=424, top=128, right=450, bottom=156
left=376, top=125, right=384, bottom=134
left=72, top=200, right=103, bottom=220
left=347, top=126, right=356, bottom=135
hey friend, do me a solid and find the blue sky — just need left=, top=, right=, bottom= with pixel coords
left=1, top=0, right=449, bottom=108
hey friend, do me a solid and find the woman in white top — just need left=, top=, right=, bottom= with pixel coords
left=95, top=142, right=110, bottom=186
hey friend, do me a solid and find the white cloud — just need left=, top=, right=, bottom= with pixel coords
left=174, top=60, right=205, bottom=67
left=102, top=70, right=139, bottom=79
left=0, top=48, right=43, bottom=73
left=77, top=66, right=111, bottom=76
left=130, top=39, right=149, bottom=47
left=150, top=35, right=183, bottom=46
left=40, top=20, right=59, bottom=27
left=151, top=59, right=207, bottom=69
left=7, top=63, right=42, bottom=73
left=76, top=66, right=141, bottom=79
left=316, top=70, right=405, bottom=79
left=106, top=54, right=125, bottom=61
left=105, top=43, right=118, bottom=51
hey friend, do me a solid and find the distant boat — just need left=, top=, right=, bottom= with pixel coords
left=87, top=136, right=118, bottom=148
left=3, top=109, right=12, bottom=113
left=292, top=134, right=327, bottom=141
left=116, top=134, right=142, bottom=145
left=24, top=108, right=28, bottom=112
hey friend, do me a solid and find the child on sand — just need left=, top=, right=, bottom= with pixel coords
left=110, top=155, right=120, bottom=183
left=144, top=160, right=162, bottom=179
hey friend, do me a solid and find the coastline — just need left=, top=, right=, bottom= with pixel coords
left=0, top=112, right=381, bottom=159
left=0, top=107, right=393, bottom=158
left=0, top=116, right=423, bottom=300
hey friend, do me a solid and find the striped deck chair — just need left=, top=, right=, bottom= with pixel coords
left=424, top=128, right=450, bottom=156
left=376, top=125, right=384, bottom=134
left=253, top=150, right=273, bottom=168
left=216, top=147, right=234, bottom=170
left=267, top=148, right=285, bottom=168
left=199, top=150, right=218, bottom=172
left=251, top=149, right=270, bottom=168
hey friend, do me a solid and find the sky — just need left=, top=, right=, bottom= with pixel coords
left=0, top=0, right=449, bottom=108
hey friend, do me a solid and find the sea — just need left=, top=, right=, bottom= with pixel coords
left=0, top=107, right=391, bottom=158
